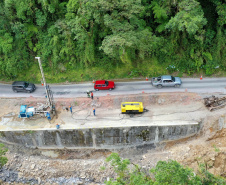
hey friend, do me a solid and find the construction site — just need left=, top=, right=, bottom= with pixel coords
left=0, top=91, right=225, bottom=184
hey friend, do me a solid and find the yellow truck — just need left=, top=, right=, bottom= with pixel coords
left=121, top=102, right=143, bottom=114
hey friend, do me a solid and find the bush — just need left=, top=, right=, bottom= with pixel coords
left=0, top=143, right=8, bottom=168
left=103, top=153, right=226, bottom=185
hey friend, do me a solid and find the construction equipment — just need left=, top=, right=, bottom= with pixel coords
left=18, top=57, right=56, bottom=120
left=35, top=57, right=56, bottom=115
left=121, top=102, right=144, bottom=114
left=204, top=95, right=226, bottom=111
left=19, top=105, right=50, bottom=118
left=19, top=105, right=35, bottom=118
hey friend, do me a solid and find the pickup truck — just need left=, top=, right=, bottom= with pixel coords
left=151, top=75, right=182, bottom=88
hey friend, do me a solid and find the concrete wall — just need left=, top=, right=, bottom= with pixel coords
left=0, top=124, right=200, bottom=149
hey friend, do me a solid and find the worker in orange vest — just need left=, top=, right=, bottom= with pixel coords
left=91, top=91, right=94, bottom=100
left=93, top=108, right=95, bottom=116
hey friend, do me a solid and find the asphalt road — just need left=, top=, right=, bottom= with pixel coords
left=0, top=78, right=226, bottom=98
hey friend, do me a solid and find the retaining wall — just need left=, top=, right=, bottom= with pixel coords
left=0, top=124, right=200, bottom=149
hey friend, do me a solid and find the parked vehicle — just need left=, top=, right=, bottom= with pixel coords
left=94, top=80, right=115, bottom=91
left=12, top=81, right=36, bottom=93
left=151, top=75, right=182, bottom=88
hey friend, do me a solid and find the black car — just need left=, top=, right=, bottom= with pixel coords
left=12, top=81, right=36, bottom=93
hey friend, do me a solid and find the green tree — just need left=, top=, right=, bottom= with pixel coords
left=66, top=0, right=100, bottom=67
left=104, top=153, right=225, bottom=185
left=197, top=163, right=226, bottom=184
left=150, top=160, right=202, bottom=184
left=0, top=0, right=225, bottom=80
left=99, top=0, right=161, bottom=63
left=166, top=0, right=207, bottom=35
left=105, top=153, right=152, bottom=185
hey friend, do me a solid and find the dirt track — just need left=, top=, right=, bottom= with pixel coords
left=0, top=92, right=209, bottom=130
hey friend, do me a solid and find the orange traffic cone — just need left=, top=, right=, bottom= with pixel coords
left=93, top=79, right=95, bottom=83
left=42, top=83, right=44, bottom=86
left=200, top=75, right=202, bottom=80
left=146, top=77, right=148, bottom=81
left=142, top=90, right=145, bottom=93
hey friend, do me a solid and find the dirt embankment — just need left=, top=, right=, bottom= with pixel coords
left=0, top=92, right=202, bottom=113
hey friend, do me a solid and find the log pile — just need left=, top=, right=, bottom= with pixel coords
left=204, top=95, right=226, bottom=111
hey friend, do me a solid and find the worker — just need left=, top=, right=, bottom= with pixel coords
left=93, top=108, right=95, bottom=116
left=46, top=112, right=51, bottom=120
left=69, top=106, right=72, bottom=114
left=87, top=90, right=90, bottom=98
left=56, top=124, right=60, bottom=129
left=91, top=91, right=94, bottom=100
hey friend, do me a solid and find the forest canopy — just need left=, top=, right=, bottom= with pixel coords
left=0, top=0, right=225, bottom=81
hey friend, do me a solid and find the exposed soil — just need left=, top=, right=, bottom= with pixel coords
left=0, top=92, right=226, bottom=184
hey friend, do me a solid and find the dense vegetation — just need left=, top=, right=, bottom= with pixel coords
left=104, top=153, right=226, bottom=185
left=0, top=0, right=225, bottom=82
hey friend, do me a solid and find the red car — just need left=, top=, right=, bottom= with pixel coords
left=94, top=80, right=115, bottom=91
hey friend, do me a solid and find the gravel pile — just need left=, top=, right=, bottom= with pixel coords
left=0, top=167, right=38, bottom=184
left=46, top=177, right=94, bottom=184
left=0, top=167, right=101, bottom=184
left=0, top=150, right=112, bottom=185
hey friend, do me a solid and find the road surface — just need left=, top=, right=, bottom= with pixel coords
left=0, top=78, right=225, bottom=98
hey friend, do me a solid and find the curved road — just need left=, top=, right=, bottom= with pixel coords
left=0, top=78, right=226, bottom=98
